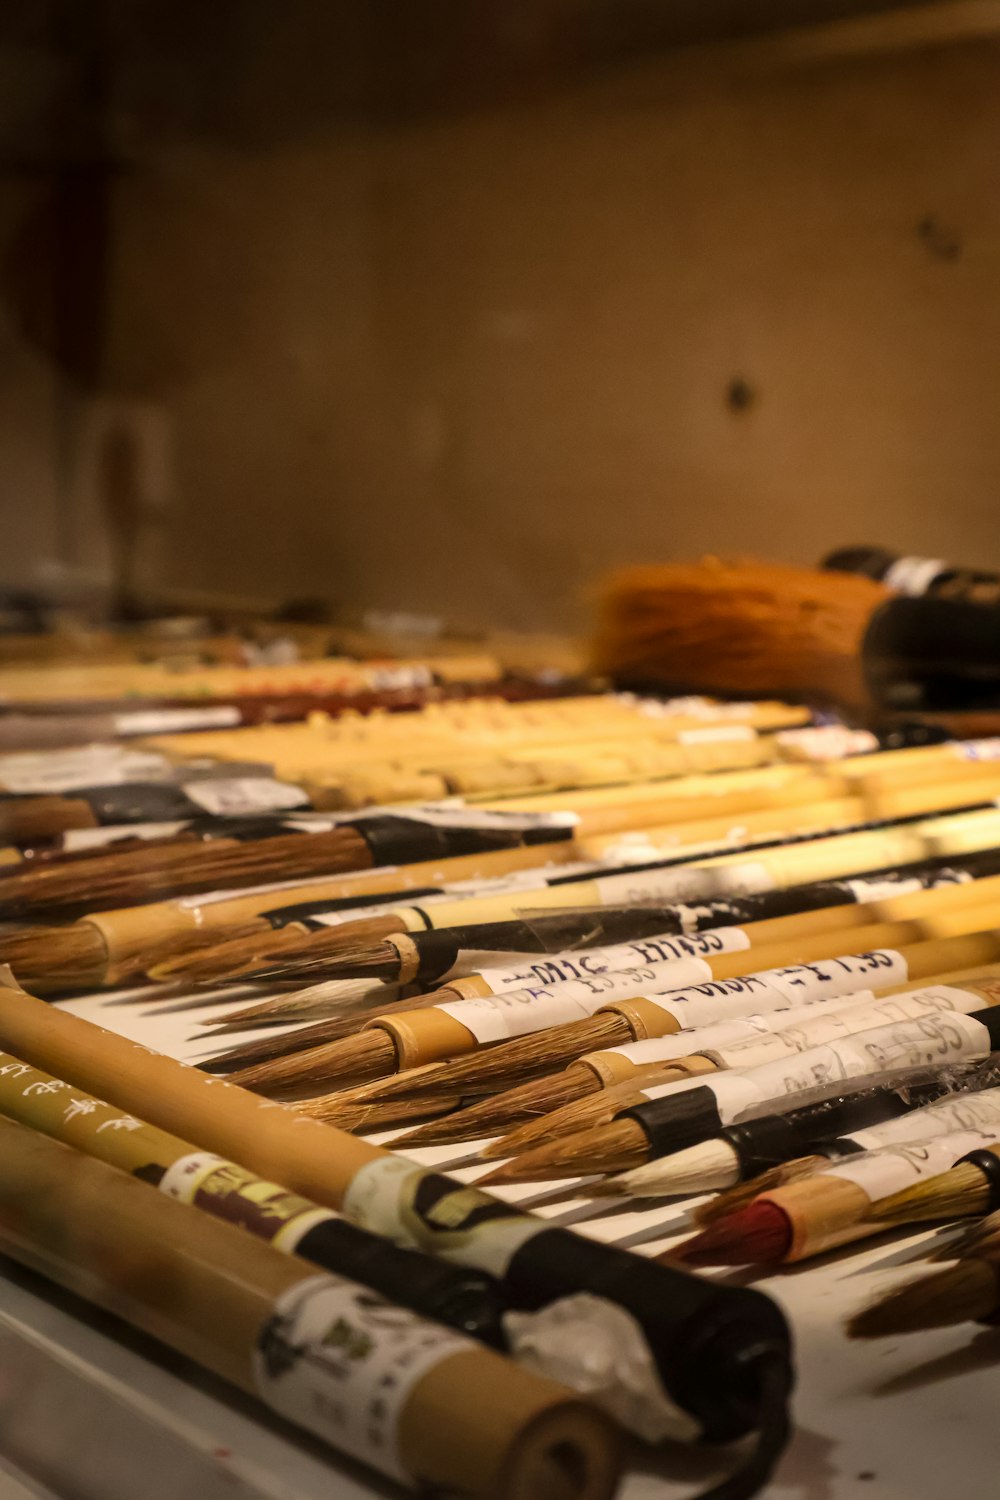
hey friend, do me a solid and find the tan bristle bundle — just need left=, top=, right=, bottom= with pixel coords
left=197, top=1015, right=356, bottom=1073
left=866, top=1163, right=993, bottom=1226
left=150, top=914, right=401, bottom=985
left=394, top=1067, right=593, bottom=1149
left=480, top=1119, right=647, bottom=1186
left=275, top=942, right=401, bottom=981
left=367, top=1013, right=628, bottom=1104
left=0, top=923, right=108, bottom=991
left=225, top=1027, right=398, bottom=1097
left=847, top=1260, right=1000, bottom=1338
left=692, top=1157, right=828, bottom=1225
left=592, top=558, right=886, bottom=706
left=291, top=1091, right=462, bottom=1131
left=148, top=926, right=295, bottom=983
left=483, top=1077, right=631, bottom=1159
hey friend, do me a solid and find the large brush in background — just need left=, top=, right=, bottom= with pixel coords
left=593, top=556, right=1000, bottom=718
left=592, top=560, right=888, bottom=708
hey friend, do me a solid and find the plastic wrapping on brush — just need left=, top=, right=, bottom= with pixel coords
left=718, top=1061, right=1000, bottom=1178
left=614, top=1050, right=1000, bottom=1170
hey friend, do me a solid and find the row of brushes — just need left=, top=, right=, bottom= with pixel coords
left=14, top=692, right=1000, bottom=1454
left=3, top=710, right=998, bottom=992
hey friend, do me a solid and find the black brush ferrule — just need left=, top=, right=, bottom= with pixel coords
left=957, top=1149, right=1000, bottom=1212
left=621, top=1087, right=725, bottom=1157
left=504, top=1227, right=793, bottom=1443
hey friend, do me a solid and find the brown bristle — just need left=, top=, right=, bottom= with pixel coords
left=934, top=1212, right=1000, bottom=1262
left=0, top=826, right=373, bottom=919
left=592, top=559, right=885, bottom=706
left=865, top=1163, right=993, bottom=1226
left=252, top=942, right=402, bottom=983
left=847, top=1260, right=1000, bottom=1339
left=225, top=1027, right=398, bottom=1097
left=148, top=925, right=291, bottom=982
left=478, top=1119, right=648, bottom=1186
left=198, top=1014, right=359, bottom=1072
left=364, top=1013, right=630, bottom=1104
left=482, top=1076, right=644, bottom=1159
left=0, top=922, right=108, bottom=991
left=197, top=992, right=438, bottom=1072
left=670, top=1200, right=793, bottom=1267
left=395, top=1067, right=594, bottom=1148
left=291, top=1091, right=462, bottom=1131
left=692, top=1157, right=827, bottom=1226
left=149, top=913, right=401, bottom=984
left=142, top=919, right=269, bottom=972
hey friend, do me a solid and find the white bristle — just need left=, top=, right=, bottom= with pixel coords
left=283, top=977, right=400, bottom=1016
left=615, top=1139, right=742, bottom=1198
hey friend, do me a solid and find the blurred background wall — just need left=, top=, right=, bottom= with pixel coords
left=0, top=1, right=998, bottom=630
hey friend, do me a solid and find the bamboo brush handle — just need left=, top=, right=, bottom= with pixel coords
left=0, top=970, right=397, bottom=1195
left=762, top=1176, right=883, bottom=1262
left=485, top=764, right=826, bottom=814
left=605, top=922, right=1000, bottom=1041
left=0, top=1119, right=618, bottom=1500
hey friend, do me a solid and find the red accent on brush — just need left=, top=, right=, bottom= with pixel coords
left=670, top=1201, right=793, bottom=1267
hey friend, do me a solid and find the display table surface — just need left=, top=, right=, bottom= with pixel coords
left=0, top=981, right=992, bottom=1500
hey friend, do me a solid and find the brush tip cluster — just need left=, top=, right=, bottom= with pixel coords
left=847, top=1260, right=1000, bottom=1339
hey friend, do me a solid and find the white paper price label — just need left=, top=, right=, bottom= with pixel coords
left=848, top=1086, right=1000, bottom=1153
left=830, top=1122, right=1000, bottom=1201
left=182, top=777, right=311, bottom=815
left=436, top=956, right=714, bottom=1043
left=254, top=1276, right=471, bottom=1484
left=471, top=927, right=749, bottom=996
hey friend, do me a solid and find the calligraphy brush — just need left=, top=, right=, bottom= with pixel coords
left=0, top=1119, right=619, bottom=1500
left=264, top=842, right=1000, bottom=994
left=0, top=770, right=301, bottom=845
left=847, top=1255, right=1000, bottom=1339
left=212, top=902, right=833, bottom=1033
left=0, top=810, right=585, bottom=918
left=199, top=995, right=435, bottom=1073
left=592, top=557, right=885, bottom=706
left=480, top=981, right=1000, bottom=1185
left=0, top=1047, right=506, bottom=1344
left=196, top=976, right=406, bottom=1034
left=342, top=911, right=1000, bottom=1108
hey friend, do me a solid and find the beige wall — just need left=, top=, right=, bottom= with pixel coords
left=7, top=19, right=1000, bottom=628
